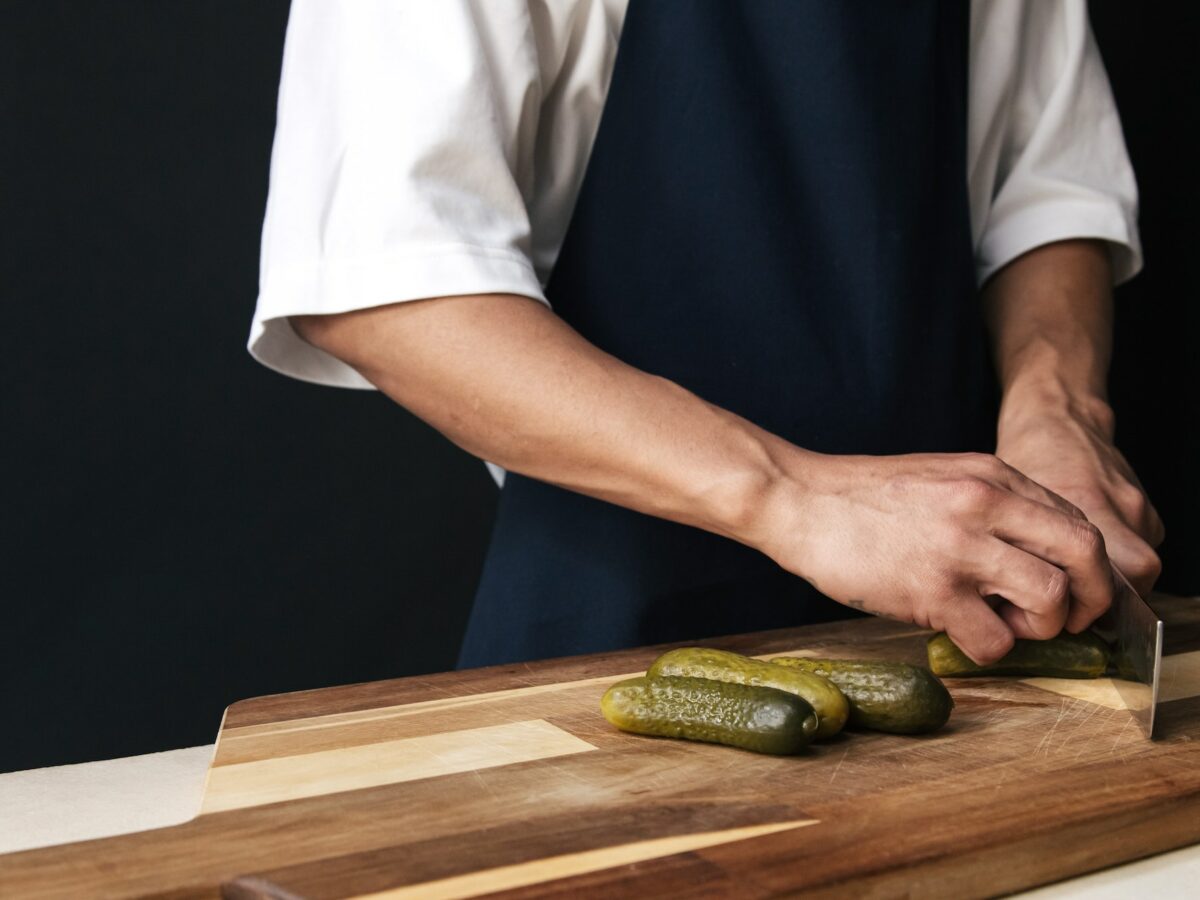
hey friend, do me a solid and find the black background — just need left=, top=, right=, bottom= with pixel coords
left=2, top=2, right=1196, bottom=772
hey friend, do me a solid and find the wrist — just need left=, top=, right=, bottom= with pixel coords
left=998, top=363, right=1114, bottom=441
left=695, top=420, right=790, bottom=545
left=714, top=430, right=830, bottom=569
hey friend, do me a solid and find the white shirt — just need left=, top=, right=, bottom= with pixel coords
left=248, top=0, right=1142, bottom=392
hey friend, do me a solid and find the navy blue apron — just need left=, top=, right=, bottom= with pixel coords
left=458, top=0, right=994, bottom=668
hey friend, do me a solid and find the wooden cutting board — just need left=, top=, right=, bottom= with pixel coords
left=3, top=595, right=1199, bottom=900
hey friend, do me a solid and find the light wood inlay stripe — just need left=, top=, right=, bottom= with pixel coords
left=217, top=672, right=642, bottom=743
left=1022, top=650, right=1200, bottom=710
left=215, top=650, right=828, bottom=748
left=208, top=652, right=845, bottom=768
left=1021, top=677, right=1147, bottom=710
left=349, top=819, right=819, bottom=900
left=201, top=719, right=597, bottom=814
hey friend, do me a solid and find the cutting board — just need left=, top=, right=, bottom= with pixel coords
left=3, top=595, right=1199, bottom=899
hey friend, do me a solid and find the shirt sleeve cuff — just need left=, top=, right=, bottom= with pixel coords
left=976, top=199, right=1143, bottom=289
left=248, top=245, right=549, bottom=389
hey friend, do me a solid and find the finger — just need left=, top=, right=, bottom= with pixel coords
left=1131, top=495, right=1166, bottom=548
left=1081, top=503, right=1163, bottom=603
left=989, top=495, right=1114, bottom=633
left=1126, top=474, right=1166, bottom=546
left=1101, top=525, right=1162, bottom=599
left=1110, top=481, right=1166, bottom=548
left=996, top=599, right=1051, bottom=642
left=978, top=594, right=1043, bottom=642
left=975, top=542, right=1069, bottom=639
left=940, top=593, right=1016, bottom=666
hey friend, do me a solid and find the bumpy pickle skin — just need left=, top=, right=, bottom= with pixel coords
left=647, top=647, right=849, bottom=739
left=600, top=675, right=819, bottom=755
left=926, top=631, right=1110, bottom=679
left=771, top=657, right=953, bottom=734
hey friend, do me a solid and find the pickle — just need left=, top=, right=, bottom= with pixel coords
left=647, top=647, right=849, bottom=739
left=600, top=675, right=818, bottom=754
left=926, top=631, right=1110, bottom=678
left=770, top=657, right=953, bottom=734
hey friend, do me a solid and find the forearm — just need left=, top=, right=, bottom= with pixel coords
left=292, top=294, right=812, bottom=547
left=983, top=239, right=1115, bottom=434
left=294, top=289, right=1120, bottom=662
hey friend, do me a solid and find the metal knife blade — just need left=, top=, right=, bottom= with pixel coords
left=1092, top=569, right=1163, bottom=739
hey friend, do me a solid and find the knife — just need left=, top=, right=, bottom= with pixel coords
left=1091, top=568, right=1164, bottom=738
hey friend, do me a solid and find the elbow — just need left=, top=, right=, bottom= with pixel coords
left=289, top=307, right=395, bottom=380
left=290, top=312, right=350, bottom=356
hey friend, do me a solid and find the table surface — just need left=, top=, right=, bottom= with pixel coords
left=2, top=594, right=1197, bottom=898
left=7, top=746, right=1200, bottom=898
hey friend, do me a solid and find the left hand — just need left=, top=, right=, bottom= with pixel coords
left=996, top=398, right=1165, bottom=598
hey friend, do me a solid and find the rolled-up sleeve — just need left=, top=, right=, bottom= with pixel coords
left=248, top=0, right=547, bottom=388
left=968, top=0, right=1142, bottom=287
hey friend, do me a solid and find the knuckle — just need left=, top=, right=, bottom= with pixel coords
left=947, top=476, right=998, bottom=511
left=1071, top=521, right=1106, bottom=558
left=967, top=453, right=1006, bottom=476
left=1067, top=504, right=1088, bottom=520
left=1055, top=494, right=1087, bottom=519
left=1042, top=569, right=1070, bottom=608
left=1133, top=546, right=1162, bottom=581
left=1118, top=483, right=1147, bottom=514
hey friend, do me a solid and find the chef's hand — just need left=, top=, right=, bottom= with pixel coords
left=995, top=401, right=1164, bottom=598
left=748, top=451, right=1115, bottom=665
left=980, top=239, right=1163, bottom=597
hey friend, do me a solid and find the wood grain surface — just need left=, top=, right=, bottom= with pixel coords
left=2, top=595, right=1198, bottom=900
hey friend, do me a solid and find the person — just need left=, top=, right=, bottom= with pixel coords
left=248, top=0, right=1163, bottom=670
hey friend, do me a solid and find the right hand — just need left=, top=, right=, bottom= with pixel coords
left=751, top=451, right=1115, bottom=665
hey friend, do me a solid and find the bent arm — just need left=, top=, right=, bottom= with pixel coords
left=293, top=295, right=801, bottom=547
left=294, top=291, right=1116, bottom=664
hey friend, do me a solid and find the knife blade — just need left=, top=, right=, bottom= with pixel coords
left=1091, top=568, right=1163, bottom=738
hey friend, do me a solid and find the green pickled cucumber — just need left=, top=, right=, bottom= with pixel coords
left=926, top=631, right=1110, bottom=678
left=647, top=647, right=849, bottom=739
left=770, top=657, right=953, bottom=734
left=600, top=675, right=819, bottom=754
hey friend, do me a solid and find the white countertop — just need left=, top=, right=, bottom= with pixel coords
left=0, top=745, right=214, bottom=854
left=1, top=745, right=1197, bottom=896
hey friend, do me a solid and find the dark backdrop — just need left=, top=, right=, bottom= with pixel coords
left=2, top=1, right=1196, bottom=772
